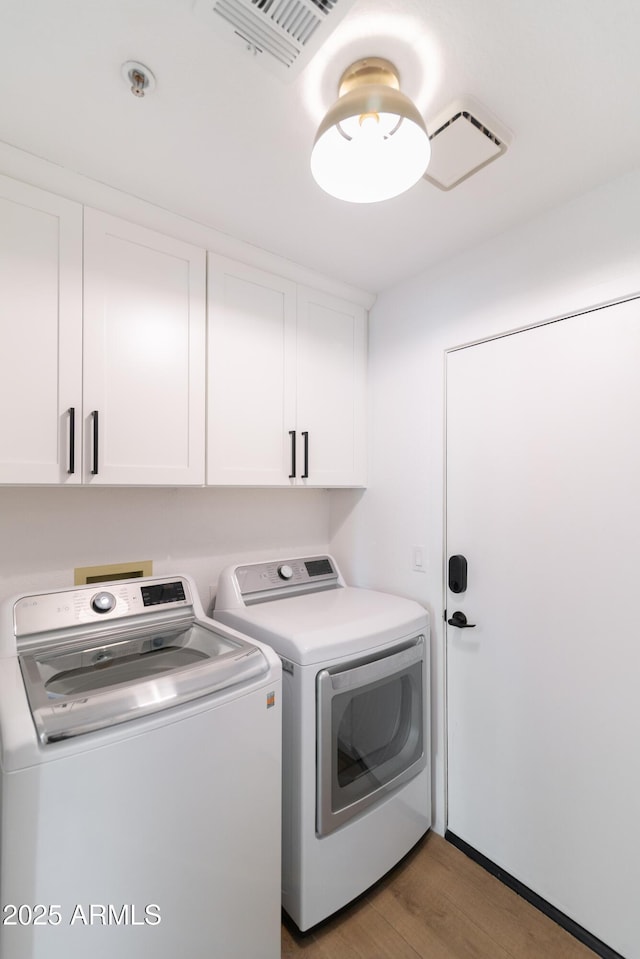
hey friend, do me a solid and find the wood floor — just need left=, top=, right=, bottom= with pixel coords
left=281, top=832, right=596, bottom=959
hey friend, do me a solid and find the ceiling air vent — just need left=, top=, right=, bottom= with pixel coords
left=194, top=0, right=356, bottom=81
left=424, top=98, right=511, bottom=191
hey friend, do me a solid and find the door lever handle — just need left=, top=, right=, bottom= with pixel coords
left=447, top=611, right=476, bottom=628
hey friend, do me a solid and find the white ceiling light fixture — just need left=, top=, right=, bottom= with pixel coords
left=310, top=57, right=430, bottom=204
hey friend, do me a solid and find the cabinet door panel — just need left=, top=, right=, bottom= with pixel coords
left=83, top=210, right=205, bottom=485
left=0, top=176, right=82, bottom=483
left=296, top=288, right=366, bottom=487
left=207, top=256, right=296, bottom=485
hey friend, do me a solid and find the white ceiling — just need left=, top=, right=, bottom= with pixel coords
left=1, top=0, right=640, bottom=294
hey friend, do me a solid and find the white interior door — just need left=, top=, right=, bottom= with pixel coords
left=446, top=297, right=640, bottom=959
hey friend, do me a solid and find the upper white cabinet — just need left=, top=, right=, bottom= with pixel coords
left=207, top=256, right=297, bottom=485
left=0, top=175, right=83, bottom=484
left=296, top=286, right=366, bottom=487
left=0, top=172, right=364, bottom=488
left=207, top=254, right=366, bottom=487
left=83, top=210, right=206, bottom=485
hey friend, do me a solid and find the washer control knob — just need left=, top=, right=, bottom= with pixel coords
left=91, top=591, right=116, bottom=614
left=277, top=564, right=294, bottom=581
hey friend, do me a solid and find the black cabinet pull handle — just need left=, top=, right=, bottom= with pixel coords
left=91, top=410, right=99, bottom=475
left=447, top=611, right=476, bottom=628
left=289, top=430, right=296, bottom=479
left=301, top=431, right=309, bottom=479
left=67, top=407, right=75, bottom=475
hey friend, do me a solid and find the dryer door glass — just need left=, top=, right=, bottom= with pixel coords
left=316, top=635, right=426, bottom=836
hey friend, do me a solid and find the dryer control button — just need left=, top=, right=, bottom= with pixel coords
left=278, top=564, right=294, bottom=581
left=91, top=591, right=116, bottom=614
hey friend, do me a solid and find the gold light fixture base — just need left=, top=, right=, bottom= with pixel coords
left=338, top=58, right=400, bottom=97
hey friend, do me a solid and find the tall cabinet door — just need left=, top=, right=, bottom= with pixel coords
left=207, top=255, right=297, bottom=485
left=83, top=210, right=205, bottom=485
left=0, top=176, right=82, bottom=484
left=296, top=287, right=366, bottom=487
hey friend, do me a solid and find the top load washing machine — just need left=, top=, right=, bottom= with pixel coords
left=214, top=555, right=431, bottom=931
left=0, top=575, right=281, bottom=959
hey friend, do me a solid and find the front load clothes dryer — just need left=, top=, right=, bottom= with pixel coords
left=0, top=575, right=281, bottom=959
left=214, top=555, right=431, bottom=931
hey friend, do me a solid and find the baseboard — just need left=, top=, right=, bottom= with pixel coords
left=444, top=831, right=625, bottom=959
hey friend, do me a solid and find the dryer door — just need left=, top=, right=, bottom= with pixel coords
left=316, top=635, right=426, bottom=836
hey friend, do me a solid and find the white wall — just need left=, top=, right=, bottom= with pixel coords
left=329, top=167, right=640, bottom=835
left=0, top=486, right=330, bottom=612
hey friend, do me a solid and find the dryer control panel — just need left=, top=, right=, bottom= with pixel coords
left=235, top=556, right=339, bottom=600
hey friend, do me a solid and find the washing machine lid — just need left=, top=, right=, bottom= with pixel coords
left=13, top=577, right=269, bottom=743
left=216, top=586, right=428, bottom=666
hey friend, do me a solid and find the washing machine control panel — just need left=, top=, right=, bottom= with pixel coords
left=141, top=580, right=186, bottom=607
left=14, top=577, right=193, bottom=638
left=235, top=556, right=339, bottom=598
